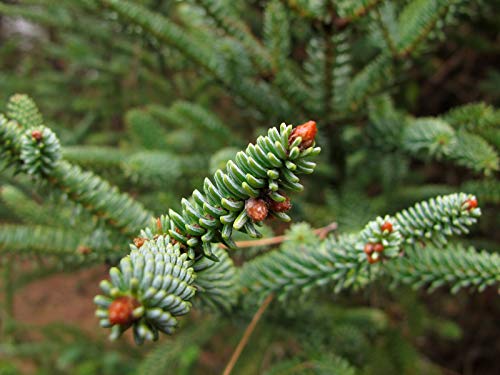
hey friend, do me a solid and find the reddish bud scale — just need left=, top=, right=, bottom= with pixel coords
left=133, top=237, right=146, bottom=248
left=108, top=296, right=140, bottom=326
left=373, top=243, right=384, bottom=253
left=364, top=243, right=374, bottom=255
left=380, top=221, right=393, bottom=233
left=268, top=196, right=292, bottom=213
left=464, top=198, right=478, bottom=211
left=289, top=121, right=317, bottom=148
left=365, top=242, right=384, bottom=264
left=31, top=130, right=43, bottom=141
left=245, top=198, right=268, bottom=222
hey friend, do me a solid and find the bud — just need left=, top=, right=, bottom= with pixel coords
left=133, top=237, right=146, bottom=248
left=108, top=296, right=140, bottom=325
left=373, top=243, right=384, bottom=253
left=463, top=197, right=478, bottom=211
left=268, top=196, right=292, bottom=212
left=289, top=121, right=317, bottom=148
left=380, top=221, right=393, bottom=233
left=31, top=129, right=43, bottom=141
left=364, top=243, right=374, bottom=255
left=245, top=198, right=268, bottom=222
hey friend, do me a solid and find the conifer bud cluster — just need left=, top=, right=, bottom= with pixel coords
left=245, top=194, right=293, bottom=222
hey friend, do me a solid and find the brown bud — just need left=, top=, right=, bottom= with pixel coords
left=31, top=130, right=43, bottom=141
left=363, top=243, right=374, bottom=255
left=133, top=237, right=146, bottom=248
left=268, top=196, right=292, bottom=212
left=156, top=217, right=162, bottom=231
left=245, top=198, right=268, bottom=222
left=367, top=255, right=379, bottom=264
left=373, top=243, right=384, bottom=253
left=108, top=296, right=140, bottom=326
left=463, top=198, right=478, bottom=211
left=380, top=221, right=393, bottom=233
left=289, top=121, right=317, bottom=148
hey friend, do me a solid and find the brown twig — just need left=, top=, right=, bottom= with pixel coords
left=219, top=221, right=337, bottom=250
left=222, top=294, right=275, bottom=375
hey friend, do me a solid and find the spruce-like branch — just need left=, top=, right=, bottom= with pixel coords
left=95, top=121, right=320, bottom=342
left=6, top=94, right=43, bottom=129
left=461, top=179, right=500, bottom=205
left=396, top=0, right=460, bottom=56
left=100, top=0, right=290, bottom=116
left=0, top=224, right=87, bottom=256
left=343, top=54, right=393, bottom=112
left=388, top=244, right=500, bottom=293
left=0, top=95, right=153, bottom=235
left=240, top=193, right=480, bottom=305
left=95, top=235, right=196, bottom=344
left=192, top=245, right=239, bottom=313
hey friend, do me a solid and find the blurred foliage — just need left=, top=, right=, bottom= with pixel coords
left=0, top=0, right=499, bottom=374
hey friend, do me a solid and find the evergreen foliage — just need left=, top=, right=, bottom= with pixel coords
left=0, top=0, right=498, bottom=373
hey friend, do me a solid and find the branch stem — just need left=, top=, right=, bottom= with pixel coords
left=220, top=221, right=337, bottom=249
left=222, top=294, right=274, bottom=375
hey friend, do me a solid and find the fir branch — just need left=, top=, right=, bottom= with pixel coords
left=335, top=0, right=383, bottom=22
left=62, top=146, right=125, bottom=170
left=147, top=101, right=233, bottom=142
left=192, top=245, right=239, bottom=313
left=447, top=130, right=499, bottom=175
left=263, top=1, right=311, bottom=114
left=95, top=235, right=196, bottom=344
left=443, top=102, right=500, bottom=132
left=0, top=95, right=153, bottom=235
left=388, top=244, right=500, bottom=294
left=304, top=37, right=328, bottom=117
left=95, top=121, right=320, bottom=343
left=240, top=193, right=480, bottom=305
left=461, top=179, right=500, bottom=205
left=100, top=0, right=290, bottom=116
left=403, top=118, right=499, bottom=175
left=396, top=0, right=460, bottom=56
left=49, top=161, right=153, bottom=234
left=194, top=0, right=271, bottom=73
left=240, top=231, right=369, bottom=306
left=394, top=193, right=480, bottom=247
left=140, top=122, right=321, bottom=260
left=342, top=54, right=393, bottom=112
left=373, top=5, right=398, bottom=57
left=6, top=94, right=43, bottom=129
left=0, top=114, right=24, bottom=171
left=329, top=30, right=353, bottom=114
left=19, top=126, right=61, bottom=177
left=0, top=185, right=66, bottom=228
left=402, top=118, right=456, bottom=159
left=0, top=224, right=87, bottom=255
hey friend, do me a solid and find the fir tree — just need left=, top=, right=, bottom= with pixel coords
left=0, top=0, right=498, bottom=373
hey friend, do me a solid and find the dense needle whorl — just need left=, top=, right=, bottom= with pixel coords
left=95, top=121, right=321, bottom=342
left=94, top=235, right=196, bottom=344
left=162, top=121, right=320, bottom=260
